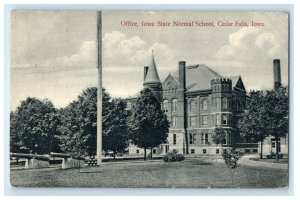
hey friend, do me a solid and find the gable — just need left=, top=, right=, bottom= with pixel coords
left=234, top=76, right=246, bottom=91
left=162, top=74, right=179, bottom=89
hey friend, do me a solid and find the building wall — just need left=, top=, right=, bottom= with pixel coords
left=259, top=135, right=288, bottom=157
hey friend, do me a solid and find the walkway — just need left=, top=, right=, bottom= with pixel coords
left=239, top=155, right=288, bottom=170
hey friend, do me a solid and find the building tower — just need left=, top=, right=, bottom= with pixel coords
left=143, top=51, right=163, bottom=101
left=210, top=78, right=234, bottom=145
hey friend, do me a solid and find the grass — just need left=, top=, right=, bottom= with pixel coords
left=10, top=159, right=288, bottom=188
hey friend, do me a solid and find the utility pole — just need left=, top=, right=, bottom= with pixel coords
left=96, top=11, right=102, bottom=165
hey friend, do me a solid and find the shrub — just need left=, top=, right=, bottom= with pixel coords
left=163, top=149, right=185, bottom=162
left=222, top=148, right=244, bottom=170
left=176, top=154, right=185, bottom=162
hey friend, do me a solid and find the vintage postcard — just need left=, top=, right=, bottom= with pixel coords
left=10, top=10, right=289, bottom=188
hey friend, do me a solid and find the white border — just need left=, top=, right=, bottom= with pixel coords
left=1, top=1, right=298, bottom=199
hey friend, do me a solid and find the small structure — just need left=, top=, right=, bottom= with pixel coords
left=50, top=152, right=85, bottom=169
left=10, top=153, right=50, bottom=169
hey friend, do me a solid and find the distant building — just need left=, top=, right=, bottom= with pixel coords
left=126, top=54, right=287, bottom=156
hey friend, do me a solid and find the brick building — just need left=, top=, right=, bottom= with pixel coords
left=127, top=54, right=287, bottom=156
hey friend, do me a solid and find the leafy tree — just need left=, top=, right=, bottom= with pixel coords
left=59, top=87, right=130, bottom=159
left=239, top=91, right=269, bottom=159
left=239, top=87, right=288, bottom=159
left=102, top=98, right=130, bottom=159
left=129, top=88, right=169, bottom=160
left=10, top=97, right=61, bottom=154
left=59, top=87, right=99, bottom=157
left=264, top=86, right=288, bottom=159
left=212, top=127, right=226, bottom=146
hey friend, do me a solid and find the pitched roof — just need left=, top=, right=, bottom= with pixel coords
left=171, top=64, right=223, bottom=92
left=227, top=76, right=240, bottom=87
left=143, top=53, right=161, bottom=84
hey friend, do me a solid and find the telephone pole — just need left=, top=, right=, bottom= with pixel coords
left=96, top=11, right=102, bottom=165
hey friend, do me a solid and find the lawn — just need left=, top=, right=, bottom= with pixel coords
left=10, top=159, right=288, bottom=188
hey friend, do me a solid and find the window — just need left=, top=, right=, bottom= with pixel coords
left=153, top=149, right=157, bottom=154
left=201, top=133, right=209, bottom=144
left=189, top=116, right=196, bottom=127
left=222, top=114, right=227, bottom=125
left=172, top=99, right=178, bottom=112
left=221, top=85, right=225, bottom=91
left=222, top=98, right=227, bottom=109
left=189, top=133, right=195, bottom=145
left=191, top=149, right=195, bottom=154
left=163, top=100, right=168, bottom=112
left=190, top=101, right=196, bottom=111
left=136, top=150, right=139, bottom=154
left=203, top=149, right=207, bottom=154
left=212, top=114, right=215, bottom=126
left=173, top=134, right=177, bottom=145
left=216, top=113, right=221, bottom=126
left=216, top=149, right=220, bottom=154
left=216, top=98, right=221, bottom=108
left=202, top=115, right=208, bottom=125
left=228, top=98, right=231, bottom=109
left=202, top=99, right=208, bottom=111
left=172, top=116, right=177, bottom=127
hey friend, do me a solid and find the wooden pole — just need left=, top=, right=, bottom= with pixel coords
left=96, top=11, right=102, bottom=165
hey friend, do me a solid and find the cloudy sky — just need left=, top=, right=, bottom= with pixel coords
left=11, top=11, right=288, bottom=111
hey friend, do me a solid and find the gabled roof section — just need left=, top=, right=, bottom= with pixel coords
left=143, top=52, right=161, bottom=85
left=162, top=74, right=179, bottom=86
left=228, top=76, right=246, bottom=91
left=162, top=74, right=179, bottom=90
left=185, top=64, right=222, bottom=92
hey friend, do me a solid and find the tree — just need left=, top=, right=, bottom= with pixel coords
left=10, top=97, right=61, bottom=154
left=59, top=87, right=99, bottom=157
left=129, top=88, right=169, bottom=160
left=212, top=127, right=227, bottom=146
left=264, top=86, right=288, bottom=159
left=239, top=87, right=288, bottom=160
left=102, top=98, right=130, bottom=159
left=239, top=91, right=269, bottom=159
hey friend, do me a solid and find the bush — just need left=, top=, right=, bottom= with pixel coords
left=163, top=149, right=185, bottom=162
left=222, top=148, right=244, bottom=170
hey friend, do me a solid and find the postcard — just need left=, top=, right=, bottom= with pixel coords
left=10, top=10, right=289, bottom=188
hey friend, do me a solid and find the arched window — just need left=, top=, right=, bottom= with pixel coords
left=202, top=99, right=208, bottom=111
left=172, top=99, right=178, bottom=112
left=189, top=100, right=195, bottom=111
left=163, top=100, right=168, bottom=112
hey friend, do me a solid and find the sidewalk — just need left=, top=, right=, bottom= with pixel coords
left=239, top=155, right=288, bottom=170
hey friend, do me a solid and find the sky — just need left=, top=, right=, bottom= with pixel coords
left=11, top=11, right=289, bottom=111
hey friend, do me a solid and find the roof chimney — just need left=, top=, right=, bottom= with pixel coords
left=273, top=59, right=281, bottom=89
left=179, top=61, right=186, bottom=90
